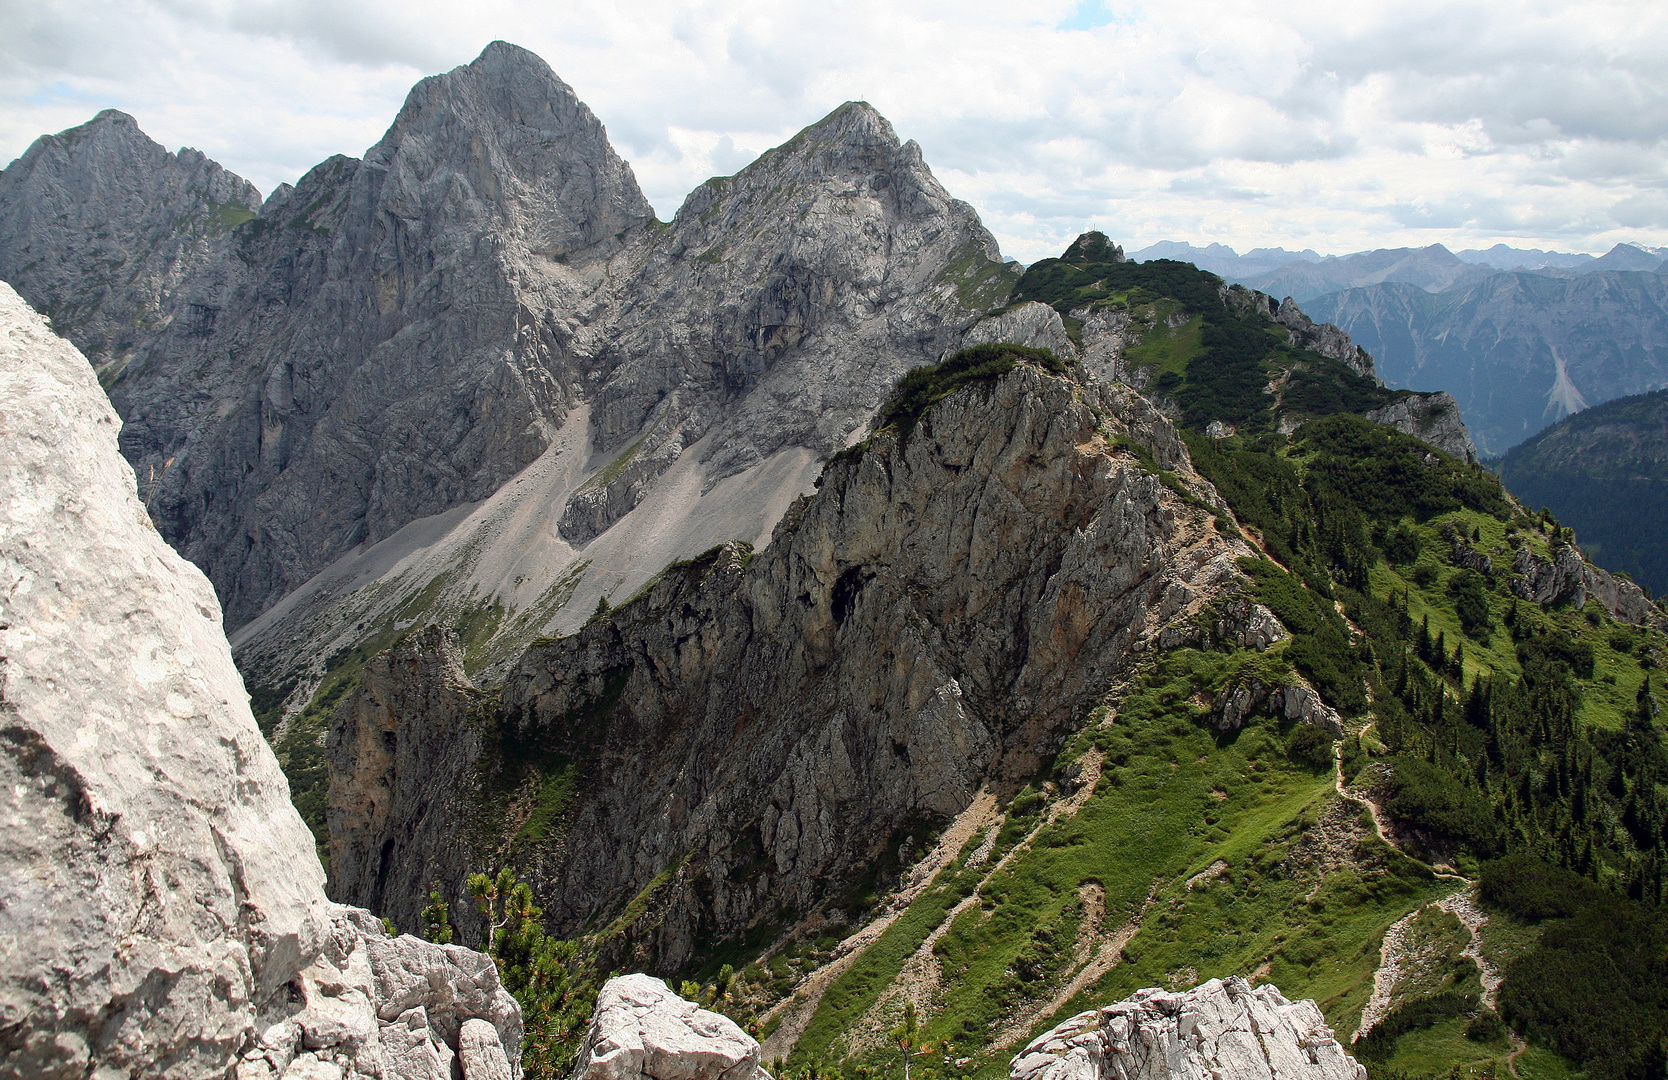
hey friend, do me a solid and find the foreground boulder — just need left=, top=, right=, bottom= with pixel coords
left=0, top=281, right=519, bottom=1078
left=570, top=975, right=768, bottom=1080
left=1009, top=977, right=1366, bottom=1080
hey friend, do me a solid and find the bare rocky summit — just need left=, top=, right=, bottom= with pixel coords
left=0, top=43, right=1012, bottom=649
left=0, top=282, right=518, bottom=1079
left=1009, top=978, right=1366, bottom=1080
left=0, top=109, right=259, bottom=374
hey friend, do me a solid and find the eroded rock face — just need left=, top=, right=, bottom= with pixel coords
left=326, top=626, right=484, bottom=923
left=0, top=282, right=520, bottom=1078
left=570, top=975, right=767, bottom=1080
left=1366, top=392, right=1480, bottom=464
left=1009, top=977, right=1366, bottom=1080
left=328, top=366, right=1255, bottom=967
left=1512, top=542, right=1665, bottom=628
left=0, top=109, right=259, bottom=373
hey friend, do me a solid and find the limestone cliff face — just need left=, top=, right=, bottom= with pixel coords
left=94, top=41, right=653, bottom=628
left=0, top=109, right=259, bottom=373
left=0, top=282, right=520, bottom=1079
left=328, top=364, right=1253, bottom=968
left=1365, top=392, right=1479, bottom=464
left=326, top=627, right=485, bottom=921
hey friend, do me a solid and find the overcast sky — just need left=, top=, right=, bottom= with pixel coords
left=3, top=0, right=1664, bottom=263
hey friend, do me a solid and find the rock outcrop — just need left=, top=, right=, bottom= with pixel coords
left=328, top=363, right=1256, bottom=966
left=570, top=975, right=768, bottom=1080
left=1511, top=542, right=1665, bottom=628
left=0, top=282, right=519, bottom=1077
left=1366, top=392, right=1479, bottom=464
left=1009, top=978, right=1366, bottom=1080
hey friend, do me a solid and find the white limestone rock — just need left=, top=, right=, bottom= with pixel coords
left=571, top=975, right=768, bottom=1080
left=960, top=301, right=1078, bottom=360
left=1010, top=977, right=1366, bottom=1080
left=0, top=282, right=520, bottom=1077
left=0, top=278, right=327, bottom=1076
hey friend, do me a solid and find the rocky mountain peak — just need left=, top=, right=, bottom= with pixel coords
left=0, top=105, right=259, bottom=370
left=367, top=39, right=652, bottom=258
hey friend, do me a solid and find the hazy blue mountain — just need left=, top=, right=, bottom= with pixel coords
left=1127, top=240, right=1320, bottom=279
left=1307, top=271, right=1668, bottom=455
left=1583, top=242, right=1666, bottom=273
left=1500, top=387, right=1668, bottom=594
left=1454, top=244, right=1596, bottom=271
left=1238, top=244, right=1494, bottom=303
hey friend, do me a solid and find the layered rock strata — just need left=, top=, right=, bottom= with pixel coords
left=1009, top=977, right=1366, bottom=1080
left=0, top=283, right=518, bottom=1077
left=327, top=364, right=1269, bottom=966
left=570, top=975, right=769, bottom=1080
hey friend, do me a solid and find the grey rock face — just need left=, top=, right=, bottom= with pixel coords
left=0, top=109, right=259, bottom=373
left=556, top=99, right=1012, bottom=545
left=326, top=627, right=484, bottom=926
left=1511, top=542, right=1665, bottom=628
left=570, top=975, right=767, bottom=1080
left=0, top=282, right=519, bottom=1078
left=3, top=49, right=1012, bottom=648
left=328, top=366, right=1256, bottom=968
left=92, top=41, right=652, bottom=628
left=1366, top=392, right=1479, bottom=463
left=1009, top=977, right=1366, bottom=1080
left=960, top=301, right=1076, bottom=359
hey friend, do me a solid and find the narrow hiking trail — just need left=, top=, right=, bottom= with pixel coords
left=758, top=788, right=1002, bottom=1060
left=1335, top=731, right=1520, bottom=1075
left=761, top=750, right=1123, bottom=1061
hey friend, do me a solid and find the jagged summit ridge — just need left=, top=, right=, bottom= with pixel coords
left=1, top=44, right=1013, bottom=648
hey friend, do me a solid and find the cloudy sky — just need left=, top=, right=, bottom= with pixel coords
left=3, top=0, right=1664, bottom=263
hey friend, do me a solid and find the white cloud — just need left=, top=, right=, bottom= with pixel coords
left=1, top=0, right=1664, bottom=262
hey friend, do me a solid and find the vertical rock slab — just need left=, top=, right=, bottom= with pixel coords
left=0, top=279, right=327, bottom=1073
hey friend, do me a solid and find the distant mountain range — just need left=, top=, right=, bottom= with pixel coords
left=1130, top=240, right=1668, bottom=455
left=1131, top=240, right=1668, bottom=299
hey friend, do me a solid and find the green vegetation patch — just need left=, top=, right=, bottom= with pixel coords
left=876, top=343, right=1069, bottom=436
